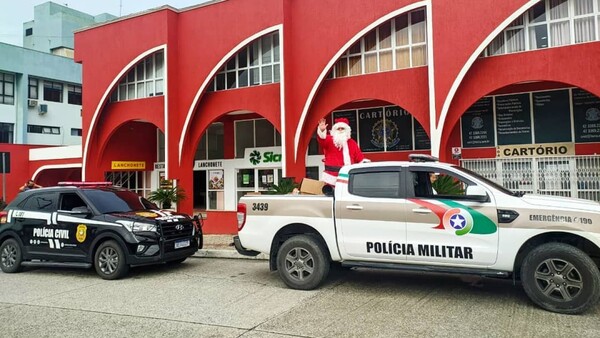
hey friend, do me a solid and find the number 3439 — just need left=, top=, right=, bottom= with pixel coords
left=252, top=203, right=269, bottom=211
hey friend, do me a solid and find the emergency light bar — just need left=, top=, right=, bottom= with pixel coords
left=57, top=181, right=114, bottom=187
left=408, top=154, right=439, bottom=163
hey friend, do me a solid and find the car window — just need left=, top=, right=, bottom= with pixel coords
left=411, top=170, right=470, bottom=199
left=59, top=192, right=88, bottom=211
left=21, top=192, right=58, bottom=211
left=80, top=189, right=156, bottom=214
left=349, top=171, right=401, bottom=198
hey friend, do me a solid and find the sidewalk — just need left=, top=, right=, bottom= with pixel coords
left=193, top=234, right=268, bottom=260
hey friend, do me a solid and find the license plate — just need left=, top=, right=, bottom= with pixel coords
left=174, top=239, right=190, bottom=249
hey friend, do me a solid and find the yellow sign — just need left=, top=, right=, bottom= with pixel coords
left=496, top=142, right=575, bottom=158
left=111, top=161, right=146, bottom=170
left=76, top=224, right=87, bottom=243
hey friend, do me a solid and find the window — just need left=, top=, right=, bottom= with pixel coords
left=349, top=170, right=401, bottom=198
left=67, top=85, right=82, bottom=105
left=0, top=72, right=15, bottom=105
left=0, top=123, right=14, bottom=143
left=43, top=80, right=63, bottom=102
left=208, top=32, right=281, bottom=92
left=110, top=51, right=164, bottom=102
left=59, top=193, right=87, bottom=211
left=29, top=77, right=38, bottom=99
left=483, top=0, right=600, bottom=56
left=25, top=28, right=33, bottom=36
left=332, top=8, right=427, bottom=78
left=195, top=123, right=224, bottom=160
left=234, top=118, right=281, bottom=158
left=71, top=128, right=82, bottom=136
left=21, top=193, right=58, bottom=211
left=411, top=169, right=473, bottom=199
left=27, top=125, right=60, bottom=135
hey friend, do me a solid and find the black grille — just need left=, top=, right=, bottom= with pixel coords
left=160, top=221, right=193, bottom=240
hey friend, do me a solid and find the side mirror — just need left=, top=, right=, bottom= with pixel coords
left=466, top=185, right=489, bottom=202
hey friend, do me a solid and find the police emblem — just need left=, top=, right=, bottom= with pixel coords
left=76, top=224, right=87, bottom=243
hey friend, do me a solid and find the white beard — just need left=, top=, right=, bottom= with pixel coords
left=331, top=129, right=350, bottom=149
left=331, top=128, right=352, bottom=165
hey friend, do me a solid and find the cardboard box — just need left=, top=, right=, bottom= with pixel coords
left=300, top=178, right=325, bottom=195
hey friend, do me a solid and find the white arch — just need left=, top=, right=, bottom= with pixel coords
left=82, top=45, right=167, bottom=181
left=293, top=1, right=429, bottom=161
left=432, top=0, right=541, bottom=156
left=32, top=163, right=83, bottom=181
left=178, top=25, right=283, bottom=166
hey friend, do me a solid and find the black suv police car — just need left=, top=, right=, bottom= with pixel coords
left=0, top=183, right=202, bottom=279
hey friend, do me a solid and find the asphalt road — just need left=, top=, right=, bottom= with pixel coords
left=1, top=257, right=599, bottom=337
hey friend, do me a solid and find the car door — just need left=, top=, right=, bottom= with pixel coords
left=54, top=191, right=95, bottom=260
left=335, top=166, right=408, bottom=262
left=405, top=167, right=499, bottom=266
left=14, top=191, right=59, bottom=258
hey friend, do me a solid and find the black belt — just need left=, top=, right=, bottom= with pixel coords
left=325, top=165, right=342, bottom=173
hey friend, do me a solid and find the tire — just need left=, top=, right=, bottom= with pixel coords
left=94, top=240, right=129, bottom=280
left=276, top=235, right=330, bottom=290
left=0, top=238, right=23, bottom=273
left=520, top=242, right=600, bottom=314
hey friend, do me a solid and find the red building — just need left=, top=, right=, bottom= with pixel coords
left=4, top=0, right=600, bottom=233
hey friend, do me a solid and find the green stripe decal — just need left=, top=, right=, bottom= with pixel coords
left=338, top=173, right=349, bottom=179
left=440, top=200, right=497, bottom=235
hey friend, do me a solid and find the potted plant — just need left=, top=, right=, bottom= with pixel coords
left=148, top=186, right=186, bottom=209
left=265, top=177, right=299, bottom=195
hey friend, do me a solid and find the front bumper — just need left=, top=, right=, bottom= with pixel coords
left=127, top=235, right=200, bottom=266
left=233, top=235, right=260, bottom=256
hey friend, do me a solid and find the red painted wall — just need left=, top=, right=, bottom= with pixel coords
left=0, top=144, right=48, bottom=203
left=70, top=0, right=600, bottom=231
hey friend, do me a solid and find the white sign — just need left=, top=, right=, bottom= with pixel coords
left=244, top=147, right=282, bottom=167
left=452, top=147, right=462, bottom=155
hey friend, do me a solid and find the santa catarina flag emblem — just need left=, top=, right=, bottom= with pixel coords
left=409, top=199, right=497, bottom=236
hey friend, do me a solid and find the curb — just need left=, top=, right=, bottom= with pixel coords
left=193, top=249, right=268, bottom=260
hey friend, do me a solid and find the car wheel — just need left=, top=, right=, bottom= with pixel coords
left=0, top=238, right=23, bottom=273
left=94, top=240, right=129, bottom=280
left=276, top=235, right=330, bottom=290
left=521, top=242, right=600, bottom=314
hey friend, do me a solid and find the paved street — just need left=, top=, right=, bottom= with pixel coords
left=0, top=257, right=599, bottom=337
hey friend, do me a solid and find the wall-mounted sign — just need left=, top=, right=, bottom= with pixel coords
left=573, top=88, right=600, bottom=143
left=413, top=120, right=431, bottom=150
left=111, top=161, right=146, bottom=170
left=195, top=161, right=223, bottom=169
left=154, top=162, right=165, bottom=170
left=461, top=97, right=495, bottom=148
left=357, top=106, right=412, bottom=152
left=496, top=93, right=532, bottom=146
left=533, top=90, right=571, bottom=143
left=496, top=142, right=574, bottom=158
left=244, top=147, right=282, bottom=167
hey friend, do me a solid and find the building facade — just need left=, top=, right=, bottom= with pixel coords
left=9, top=0, right=600, bottom=233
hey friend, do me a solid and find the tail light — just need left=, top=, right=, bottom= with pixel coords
left=0, top=211, right=7, bottom=224
left=237, top=203, right=247, bottom=231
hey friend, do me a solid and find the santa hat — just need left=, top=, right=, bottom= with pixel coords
left=332, top=118, right=351, bottom=131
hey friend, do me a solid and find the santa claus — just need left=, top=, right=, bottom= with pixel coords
left=317, top=117, right=367, bottom=185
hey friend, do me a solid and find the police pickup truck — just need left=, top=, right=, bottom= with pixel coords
left=0, top=182, right=202, bottom=279
left=234, top=155, right=600, bottom=314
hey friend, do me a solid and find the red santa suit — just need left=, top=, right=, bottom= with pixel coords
left=317, top=118, right=365, bottom=185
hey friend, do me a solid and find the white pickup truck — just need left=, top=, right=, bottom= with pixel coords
left=233, top=156, right=600, bottom=314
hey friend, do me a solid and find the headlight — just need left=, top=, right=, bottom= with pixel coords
left=117, top=220, right=158, bottom=233
left=132, top=222, right=157, bottom=233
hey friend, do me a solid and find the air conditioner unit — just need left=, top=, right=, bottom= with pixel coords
left=38, top=104, right=48, bottom=115
left=28, top=99, right=38, bottom=107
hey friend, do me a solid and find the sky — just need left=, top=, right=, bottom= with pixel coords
left=0, top=0, right=211, bottom=46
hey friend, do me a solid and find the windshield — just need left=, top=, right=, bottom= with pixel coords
left=451, top=166, right=518, bottom=196
left=81, top=189, right=158, bottom=214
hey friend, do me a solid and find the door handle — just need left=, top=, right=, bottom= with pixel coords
left=346, top=205, right=363, bottom=210
left=412, top=208, right=432, bottom=214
